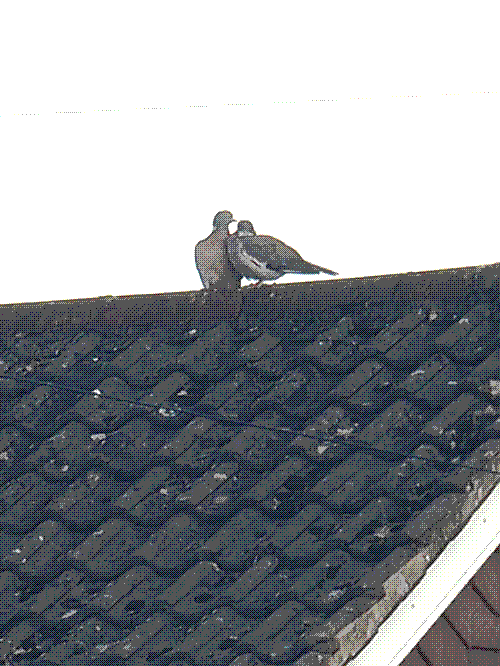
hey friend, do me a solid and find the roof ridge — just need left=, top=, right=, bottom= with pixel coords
left=0, top=261, right=498, bottom=338
left=1, top=261, right=498, bottom=310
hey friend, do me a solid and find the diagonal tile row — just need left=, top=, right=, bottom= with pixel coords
left=0, top=291, right=500, bottom=664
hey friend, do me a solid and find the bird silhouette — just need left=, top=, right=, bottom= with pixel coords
left=195, top=211, right=242, bottom=291
left=227, top=220, right=338, bottom=288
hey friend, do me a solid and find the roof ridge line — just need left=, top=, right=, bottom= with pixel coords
left=1, top=261, right=498, bottom=310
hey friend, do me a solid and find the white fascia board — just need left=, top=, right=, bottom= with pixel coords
left=351, top=482, right=500, bottom=666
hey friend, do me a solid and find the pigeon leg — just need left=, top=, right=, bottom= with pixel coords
left=198, top=288, right=210, bottom=305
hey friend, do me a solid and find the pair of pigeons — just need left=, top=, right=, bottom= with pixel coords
left=195, top=210, right=338, bottom=291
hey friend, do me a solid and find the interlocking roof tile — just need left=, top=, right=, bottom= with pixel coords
left=0, top=262, right=500, bottom=665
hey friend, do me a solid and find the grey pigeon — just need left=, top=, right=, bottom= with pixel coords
left=195, top=211, right=242, bottom=291
left=227, top=220, right=338, bottom=287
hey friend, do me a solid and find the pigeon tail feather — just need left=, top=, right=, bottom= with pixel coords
left=269, top=258, right=321, bottom=274
left=310, top=264, right=339, bottom=276
left=274, top=258, right=338, bottom=276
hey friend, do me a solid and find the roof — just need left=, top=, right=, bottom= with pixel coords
left=401, top=543, right=500, bottom=666
left=0, top=261, right=499, bottom=666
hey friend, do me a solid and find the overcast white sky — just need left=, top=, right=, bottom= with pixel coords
left=1, top=1, right=499, bottom=304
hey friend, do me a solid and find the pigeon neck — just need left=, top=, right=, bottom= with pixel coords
left=213, top=224, right=230, bottom=237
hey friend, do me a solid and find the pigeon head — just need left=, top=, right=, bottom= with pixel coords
left=237, top=220, right=256, bottom=236
left=213, top=210, right=233, bottom=229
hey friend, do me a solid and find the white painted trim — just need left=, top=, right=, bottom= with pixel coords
left=351, top=482, right=500, bottom=665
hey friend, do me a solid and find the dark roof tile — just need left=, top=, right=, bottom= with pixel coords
left=434, top=301, right=497, bottom=349
left=66, top=519, right=143, bottom=578
left=466, top=347, right=500, bottom=387
left=402, top=493, right=465, bottom=544
left=441, top=438, right=500, bottom=494
left=46, top=469, right=128, bottom=528
left=219, top=411, right=292, bottom=470
left=268, top=504, right=325, bottom=552
left=131, top=513, right=203, bottom=571
left=290, top=405, right=352, bottom=460
left=356, top=545, right=420, bottom=595
left=248, top=341, right=296, bottom=380
left=113, top=466, right=171, bottom=513
left=421, top=393, right=480, bottom=438
left=303, top=596, right=374, bottom=650
left=280, top=510, right=340, bottom=561
left=449, top=318, right=499, bottom=365
left=86, top=612, right=178, bottom=662
left=1, top=264, right=500, bottom=664
left=200, top=507, right=276, bottom=570
left=4, top=520, right=79, bottom=581
left=228, top=568, right=299, bottom=618
left=119, top=343, right=185, bottom=387
left=384, top=321, right=443, bottom=365
left=40, top=332, right=103, bottom=374
left=195, top=369, right=259, bottom=413
left=153, top=416, right=215, bottom=462
left=308, top=338, right=366, bottom=376
left=412, top=362, right=471, bottom=408
left=0, top=620, right=43, bottom=662
left=0, top=474, right=65, bottom=533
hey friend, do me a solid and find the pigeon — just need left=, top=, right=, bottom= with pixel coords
left=227, top=220, right=338, bottom=287
left=195, top=211, right=242, bottom=291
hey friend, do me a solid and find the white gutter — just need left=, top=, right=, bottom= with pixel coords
left=350, top=482, right=500, bottom=666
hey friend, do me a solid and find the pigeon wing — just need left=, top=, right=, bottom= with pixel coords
left=239, top=235, right=303, bottom=265
left=240, top=235, right=338, bottom=275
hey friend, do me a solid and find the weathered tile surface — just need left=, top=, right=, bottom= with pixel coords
left=0, top=264, right=500, bottom=665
